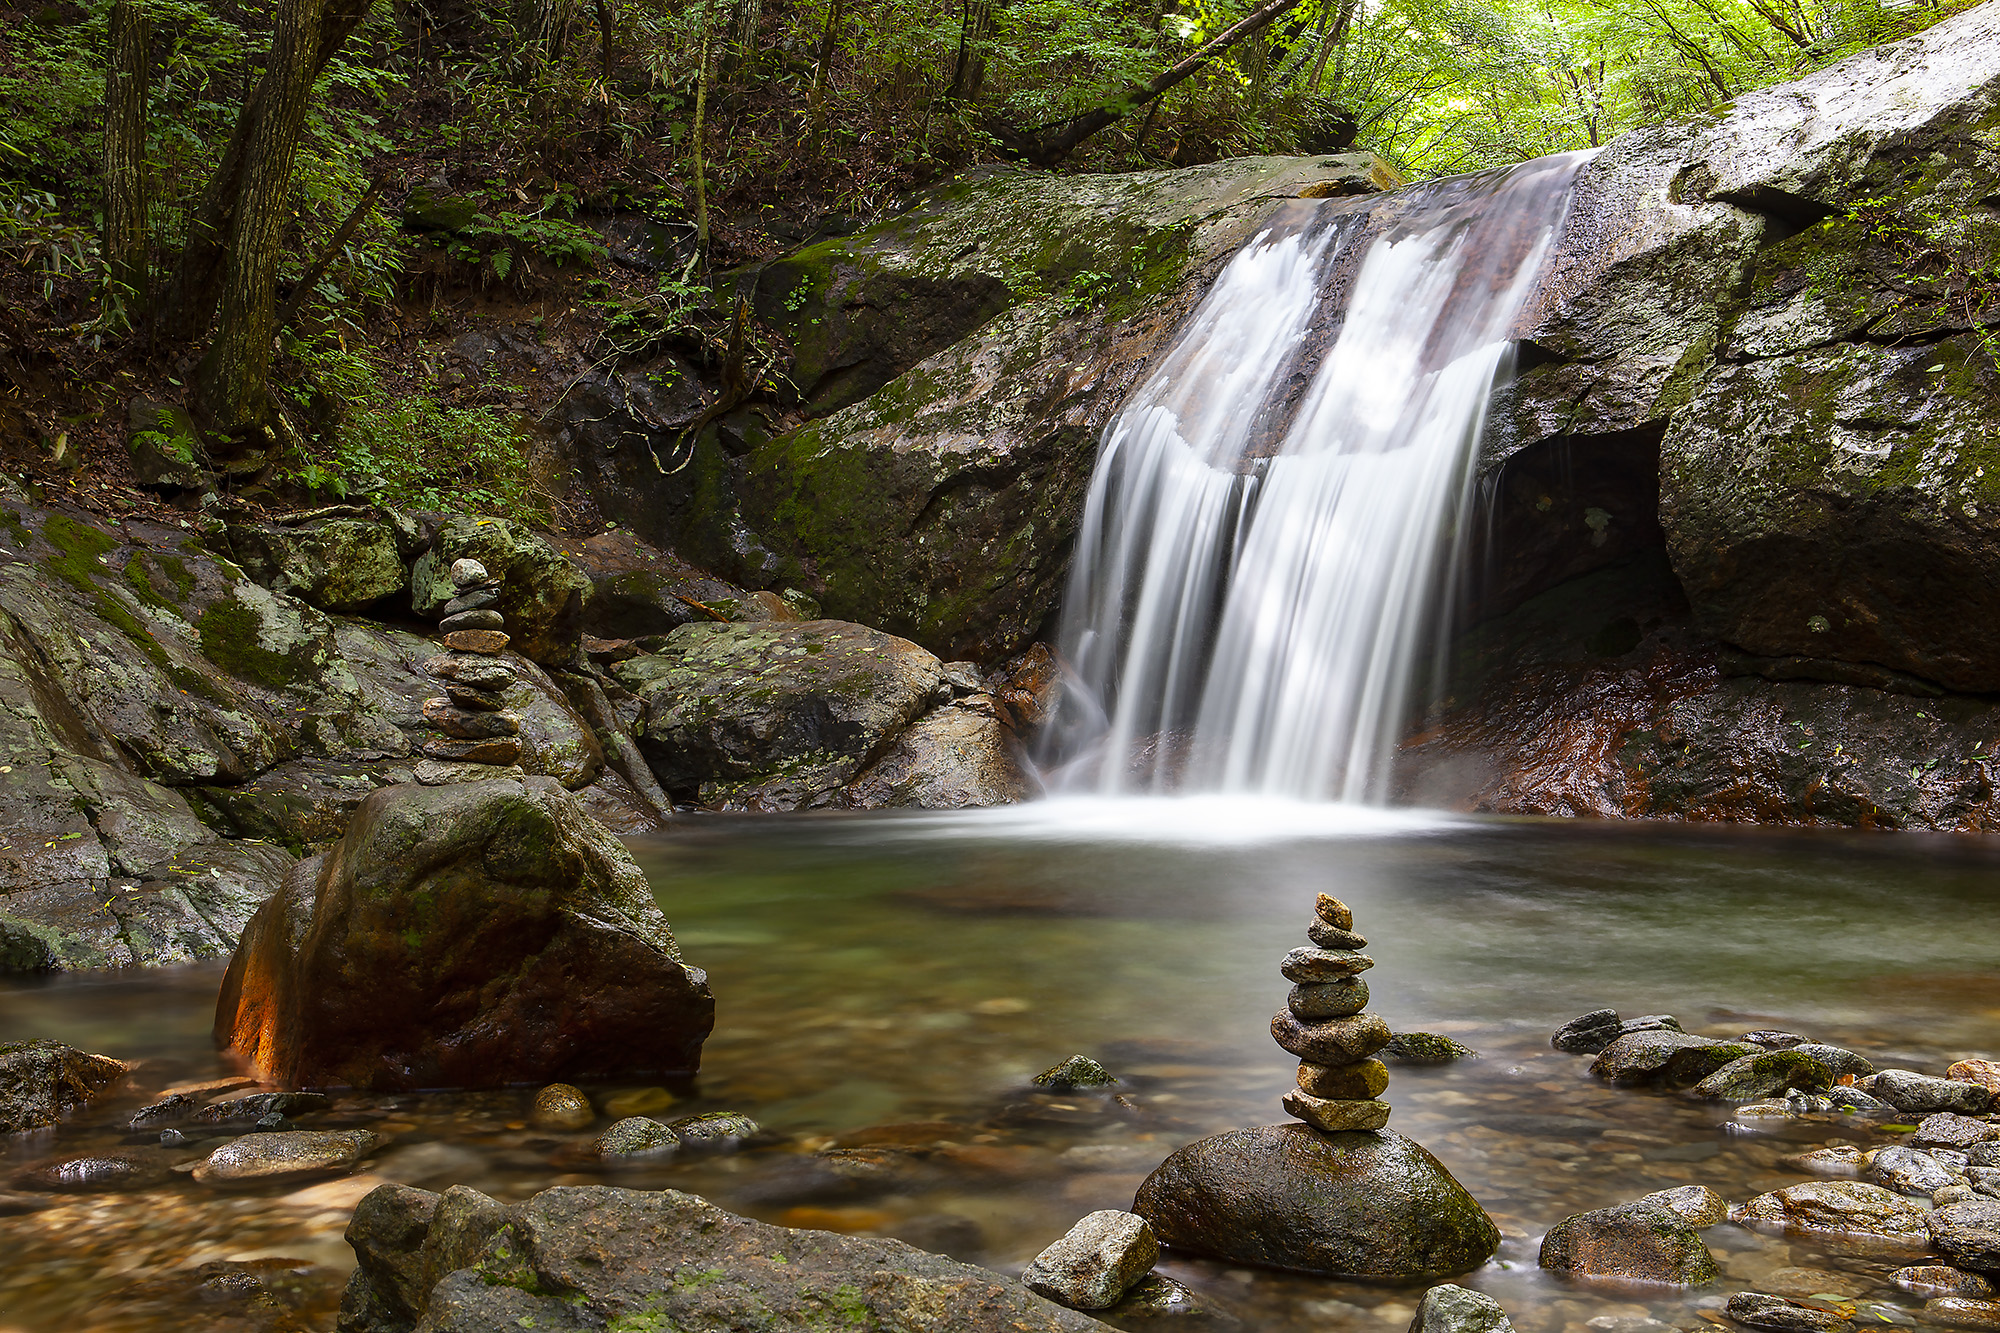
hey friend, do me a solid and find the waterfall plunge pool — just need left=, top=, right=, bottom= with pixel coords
left=2, top=807, right=1996, bottom=1333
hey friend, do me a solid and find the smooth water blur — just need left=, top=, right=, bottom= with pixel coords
left=1051, top=156, right=1590, bottom=801
left=1, top=810, right=1997, bottom=1333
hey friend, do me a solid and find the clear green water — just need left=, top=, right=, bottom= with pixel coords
left=2, top=800, right=1996, bottom=1333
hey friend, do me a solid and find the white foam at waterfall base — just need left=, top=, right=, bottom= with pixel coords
left=1046, top=153, right=1590, bottom=804
left=822, top=794, right=1464, bottom=847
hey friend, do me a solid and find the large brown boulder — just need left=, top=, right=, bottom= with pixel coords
left=215, top=778, right=711, bottom=1090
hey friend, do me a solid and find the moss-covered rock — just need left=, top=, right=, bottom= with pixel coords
left=1539, top=1200, right=1719, bottom=1286
left=1691, top=1049, right=1835, bottom=1101
left=221, top=509, right=410, bottom=612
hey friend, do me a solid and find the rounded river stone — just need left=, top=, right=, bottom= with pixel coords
left=1272, top=1011, right=1392, bottom=1065
left=1131, top=1124, right=1498, bottom=1279
left=1290, top=979, right=1369, bottom=1020
left=1298, top=1058, right=1389, bottom=1100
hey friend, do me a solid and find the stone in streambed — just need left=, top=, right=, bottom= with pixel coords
left=1282, top=1089, right=1390, bottom=1132
left=1315, top=894, right=1354, bottom=930
left=0, top=1040, right=129, bottom=1133
left=1382, top=1032, right=1475, bottom=1064
left=1591, top=1031, right=1723, bottom=1085
left=1298, top=1058, right=1390, bottom=1100
left=1021, top=1210, right=1158, bottom=1310
left=1538, top=1200, right=1719, bottom=1286
left=1693, top=1050, right=1834, bottom=1101
left=1035, top=1056, right=1118, bottom=1091
left=442, top=629, right=511, bottom=654
left=668, top=1110, right=765, bottom=1152
left=1929, top=1200, right=2000, bottom=1274
left=1308, top=920, right=1367, bottom=950
left=1724, top=1292, right=1850, bottom=1332
left=438, top=609, right=505, bottom=634
left=1976, top=1145, right=2000, bottom=1169
left=1742, top=1031, right=1811, bottom=1050
left=1660, top=1042, right=1764, bottom=1089
left=529, top=1083, right=594, bottom=1131
left=1894, top=1267, right=1997, bottom=1299
left=420, top=736, right=523, bottom=765
left=191, top=1091, right=331, bottom=1124
left=1731, top=1181, right=1931, bottom=1242
left=1131, top=1124, right=1498, bottom=1280
left=1868, top=1146, right=1963, bottom=1197
left=1915, top=1115, right=2000, bottom=1152
left=1409, top=1284, right=1514, bottom=1333
left=1554, top=1010, right=1626, bottom=1054
left=594, top=1117, right=680, bottom=1159
left=191, top=1129, right=379, bottom=1185
left=1922, top=1298, right=2000, bottom=1330
left=1790, top=1045, right=1874, bottom=1080
left=1272, top=1011, right=1392, bottom=1064
left=422, top=699, right=521, bottom=739
left=1950, top=1061, right=2000, bottom=1099
left=338, top=1181, right=438, bottom=1333
left=1640, top=1185, right=1730, bottom=1227
left=1872, top=1070, right=1993, bottom=1116
left=1281, top=948, right=1374, bottom=982
left=1782, top=1146, right=1865, bottom=1176
left=1290, top=979, right=1369, bottom=1019
left=14, top=1153, right=167, bottom=1191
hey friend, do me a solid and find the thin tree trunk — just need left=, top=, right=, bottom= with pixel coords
left=1029, top=0, right=1308, bottom=162
left=102, top=0, right=151, bottom=327
left=947, top=0, right=992, bottom=100
left=162, top=0, right=373, bottom=347
left=193, top=0, right=359, bottom=442
left=688, top=0, right=714, bottom=267
left=273, top=174, right=384, bottom=334
left=806, top=0, right=843, bottom=153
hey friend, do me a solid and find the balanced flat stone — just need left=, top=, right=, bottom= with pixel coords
left=1272, top=1011, right=1392, bottom=1065
left=1282, top=1089, right=1390, bottom=1132
left=1290, top=979, right=1370, bottom=1019
left=443, top=588, right=501, bottom=615
left=1132, top=1124, right=1498, bottom=1280
left=421, top=736, right=524, bottom=766
left=1281, top=948, right=1374, bottom=982
left=1307, top=921, right=1367, bottom=950
left=1298, top=1058, right=1390, bottom=1100
left=442, top=629, right=511, bottom=654
left=443, top=682, right=508, bottom=712
left=1315, top=895, right=1353, bottom=930
left=422, top=699, right=521, bottom=739
left=424, top=655, right=515, bottom=689
left=439, top=609, right=506, bottom=633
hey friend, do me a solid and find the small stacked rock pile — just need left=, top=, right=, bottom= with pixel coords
left=416, top=558, right=525, bottom=785
left=1274, top=893, right=1394, bottom=1133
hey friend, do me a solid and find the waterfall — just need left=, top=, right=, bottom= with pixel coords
left=1046, top=154, right=1589, bottom=802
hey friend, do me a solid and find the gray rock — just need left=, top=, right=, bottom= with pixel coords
left=214, top=778, right=713, bottom=1090
left=1873, top=1071, right=1994, bottom=1116
left=1539, top=1201, right=1719, bottom=1286
left=1105, top=1274, right=1207, bottom=1321
left=1868, top=1146, right=1965, bottom=1197
left=222, top=512, right=408, bottom=612
left=1781, top=1146, right=1864, bottom=1177
left=13, top=1153, right=167, bottom=1192
left=1553, top=1009, right=1623, bottom=1054
left=190, top=1091, right=331, bottom=1125
left=191, top=1129, right=379, bottom=1185
left=1742, top=1031, right=1810, bottom=1050
left=1790, top=1045, right=1875, bottom=1080
left=1591, top=1031, right=1723, bottom=1085
left=337, top=1181, right=437, bottom=1333
left=666, top=1110, right=765, bottom=1152
left=1893, top=1267, right=1998, bottom=1299
left=1291, top=979, right=1370, bottom=1019
left=1279, top=948, right=1375, bottom=982
left=1929, top=1200, right=2000, bottom=1275
left=1971, top=1168, right=2000, bottom=1201
left=0, top=1040, right=128, bottom=1132
left=1282, top=1090, right=1391, bottom=1132
left=1036, top=1056, right=1118, bottom=1091
left=1975, top=1144, right=2000, bottom=1169
left=339, top=1182, right=1105, bottom=1333
left=1271, top=1011, right=1393, bottom=1064
left=1921, top=1297, right=2000, bottom=1330
left=1693, top=1050, right=1834, bottom=1101
left=1022, top=1210, right=1158, bottom=1310
left=1409, top=1284, right=1513, bottom=1333
left=1915, top=1115, right=2000, bottom=1152
left=1725, top=1292, right=1850, bottom=1332
left=593, top=1117, right=679, bottom=1159
left=1661, top=1042, right=1765, bottom=1089
left=527, top=1084, right=593, bottom=1132
left=1731, top=1181, right=1932, bottom=1242
left=1131, top=1124, right=1499, bottom=1280
left=1641, top=1185, right=1730, bottom=1227
left=411, top=518, right=587, bottom=666
left=842, top=695, right=1032, bottom=809
left=1824, top=1085, right=1894, bottom=1115
left=1381, top=1033, right=1476, bottom=1064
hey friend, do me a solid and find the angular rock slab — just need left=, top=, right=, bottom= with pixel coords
left=340, top=1182, right=1106, bottom=1333
left=1132, top=1124, right=1498, bottom=1279
left=215, top=778, right=713, bottom=1090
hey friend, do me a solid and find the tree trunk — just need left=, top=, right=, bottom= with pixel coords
left=162, top=0, right=373, bottom=348
left=688, top=0, right=714, bottom=267
left=103, top=0, right=151, bottom=328
left=947, top=1, right=992, bottom=100
left=193, top=0, right=363, bottom=443
left=806, top=0, right=844, bottom=154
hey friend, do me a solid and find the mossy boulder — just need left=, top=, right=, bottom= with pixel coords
left=220, top=509, right=410, bottom=612
left=337, top=1183, right=1108, bottom=1333
left=1691, top=1049, right=1834, bottom=1101
left=410, top=515, right=590, bottom=666
left=1131, top=1124, right=1499, bottom=1279
left=215, top=778, right=713, bottom=1090
left=1540, top=1200, right=1720, bottom=1286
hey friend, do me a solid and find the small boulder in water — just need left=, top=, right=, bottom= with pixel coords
left=667, top=1110, right=765, bottom=1152
left=1692, top=1050, right=1834, bottom=1101
left=1894, top=1268, right=1998, bottom=1300
left=191, top=1129, right=379, bottom=1186
left=1381, top=1033, right=1475, bottom=1064
left=1871, top=1071, right=1993, bottom=1116
left=1639, top=1185, right=1730, bottom=1227
left=594, top=1117, right=679, bottom=1159
left=1724, top=1292, right=1851, bottom=1333
left=1035, top=1056, right=1117, bottom=1091
left=1021, top=1210, right=1158, bottom=1310
left=1731, top=1181, right=1931, bottom=1242
left=14, top=1154, right=166, bottom=1192
left=1409, top=1284, right=1513, bottom=1333
left=1867, top=1146, right=1963, bottom=1197
left=1538, top=1200, right=1719, bottom=1286
left=0, top=1040, right=128, bottom=1132
left=1915, top=1114, right=2000, bottom=1152
left=529, top=1083, right=595, bottom=1131
left=1553, top=1009, right=1623, bottom=1054
left=1591, top=1031, right=1722, bottom=1085
left=1929, top=1200, right=2000, bottom=1274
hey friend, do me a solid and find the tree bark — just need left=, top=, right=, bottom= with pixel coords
left=688, top=0, right=714, bottom=266
left=805, top=0, right=844, bottom=154
left=162, top=0, right=373, bottom=348
left=193, top=0, right=370, bottom=442
left=1023, top=0, right=1308, bottom=162
left=947, top=1, right=993, bottom=100
left=103, top=0, right=151, bottom=327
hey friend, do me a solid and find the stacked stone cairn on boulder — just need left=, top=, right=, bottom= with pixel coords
left=1277, top=893, right=1393, bottom=1133
left=417, top=558, right=526, bottom=784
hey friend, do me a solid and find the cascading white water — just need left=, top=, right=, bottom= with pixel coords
left=1048, top=154, right=1589, bottom=802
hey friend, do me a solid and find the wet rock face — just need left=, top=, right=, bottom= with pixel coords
left=1131, top=1124, right=1499, bottom=1280
left=1930, top=1200, right=2000, bottom=1275
left=1731, top=1181, right=1933, bottom=1243
left=0, top=1040, right=128, bottom=1133
left=1873, top=1071, right=1995, bottom=1116
left=1539, top=1200, right=1720, bottom=1286
left=612, top=619, right=1027, bottom=811
left=214, top=778, right=713, bottom=1090
left=1021, top=1210, right=1159, bottom=1310
left=339, top=1182, right=1107, bottom=1333
left=1410, top=1284, right=1514, bottom=1333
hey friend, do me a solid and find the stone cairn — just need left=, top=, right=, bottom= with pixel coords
left=1273, top=893, right=1394, bottom=1134
left=415, top=558, right=525, bottom=784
